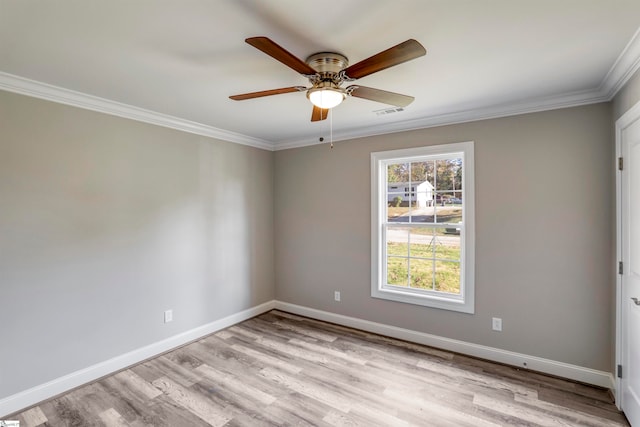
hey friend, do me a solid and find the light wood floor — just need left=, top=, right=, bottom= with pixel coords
left=8, top=310, right=629, bottom=426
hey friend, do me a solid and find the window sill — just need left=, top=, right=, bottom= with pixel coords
left=371, top=287, right=474, bottom=314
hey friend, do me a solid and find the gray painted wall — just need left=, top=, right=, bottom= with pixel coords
left=275, top=103, right=614, bottom=371
left=0, top=91, right=275, bottom=399
left=0, top=83, right=626, bottom=403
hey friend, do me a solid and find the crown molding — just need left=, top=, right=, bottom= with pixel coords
left=273, top=88, right=609, bottom=151
left=274, top=28, right=640, bottom=151
left=599, top=26, right=640, bottom=99
left=0, top=72, right=275, bottom=151
left=3, top=26, right=640, bottom=153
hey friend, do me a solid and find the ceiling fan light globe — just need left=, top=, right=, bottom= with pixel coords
left=307, top=88, right=345, bottom=109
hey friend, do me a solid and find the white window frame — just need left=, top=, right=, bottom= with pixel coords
left=371, top=141, right=475, bottom=314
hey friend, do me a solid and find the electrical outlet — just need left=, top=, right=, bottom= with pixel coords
left=334, top=291, right=341, bottom=302
left=164, top=309, right=173, bottom=323
left=492, top=317, right=502, bottom=331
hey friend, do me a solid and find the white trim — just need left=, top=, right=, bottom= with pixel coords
left=614, top=98, right=640, bottom=408
left=0, top=72, right=274, bottom=152
left=274, top=301, right=615, bottom=391
left=600, top=27, right=640, bottom=99
left=274, top=89, right=609, bottom=150
left=370, top=142, right=475, bottom=314
left=0, top=298, right=617, bottom=417
left=277, top=28, right=640, bottom=151
left=2, top=26, right=639, bottom=153
left=0, top=300, right=276, bottom=418
left=274, top=28, right=640, bottom=151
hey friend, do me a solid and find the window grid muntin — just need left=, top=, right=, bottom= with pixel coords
left=372, top=142, right=474, bottom=313
left=383, top=153, right=464, bottom=295
left=383, top=224, right=464, bottom=295
left=384, top=155, right=463, bottom=225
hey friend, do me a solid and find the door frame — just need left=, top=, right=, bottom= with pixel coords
left=615, top=99, right=640, bottom=408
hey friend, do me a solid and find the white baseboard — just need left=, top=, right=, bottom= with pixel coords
left=2, top=299, right=615, bottom=417
left=274, top=301, right=615, bottom=392
left=0, top=300, right=276, bottom=417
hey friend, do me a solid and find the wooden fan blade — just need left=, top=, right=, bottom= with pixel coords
left=347, top=86, right=415, bottom=107
left=311, top=105, right=329, bottom=122
left=246, top=37, right=317, bottom=76
left=342, top=39, right=426, bottom=80
left=229, top=86, right=305, bottom=100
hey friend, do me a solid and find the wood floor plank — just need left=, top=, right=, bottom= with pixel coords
left=227, top=325, right=262, bottom=341
left=186, top=340, right=297, bottom=399
left=229, top=343, right=303, bottom=375
left=7, top=310, right=630, bottom=426
left=512, top=393, right=625, bottom=427
left=417, top=357, right=539, bottom=398
left=272, top=320, right=338, bottom=342
left=18, top=406, right=48, bottom=427
left=113, top=370, right=162, bottom=401
left=143, top=393, right=214, bottom=426
left=537, top=386, right=629, bottom=422
left=98, top=408, right=131, bottom=427
left=322, top=409, right=367, bottom=427
left=287, top=338, right=368, bottom=366
left=473, top=393, right=590, bottom=427
left=214, top=330, right=234, bottom=340
left=40, top=395, right=103, bottom=426
left=187, top=379, right=276, bottom=427
left=151, top=355, right=204, bottom=387
left=264, top=392, right=334, bottom=426
left=195, top=364, right=277, bottom=406
left=259, top=367, right=352, bottom=413
left=151, top=377, right=231, bottom=426
left=92, top=377, right=163, bottom=425
left=383, top=386, right=499, bottom=427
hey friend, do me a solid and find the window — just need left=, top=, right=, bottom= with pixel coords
left=371, top=142, right=475, bottom=313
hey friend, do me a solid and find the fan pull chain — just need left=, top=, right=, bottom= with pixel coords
left=330, top=108, right=333, bottom=149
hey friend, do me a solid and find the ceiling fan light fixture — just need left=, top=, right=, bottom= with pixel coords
left=307, top=87, right=345, bottom=109
left=231, top=37, right=426, bottom=122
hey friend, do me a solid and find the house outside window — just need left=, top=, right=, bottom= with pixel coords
left=371, top=142, right=475, bottom=313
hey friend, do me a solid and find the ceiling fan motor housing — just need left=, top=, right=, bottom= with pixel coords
left=306, top=52, right=349, bottom=87
left=306, top=52, right=348, bottom=73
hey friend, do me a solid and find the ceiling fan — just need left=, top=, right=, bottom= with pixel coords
left=229, top=37, right=426, bottom=122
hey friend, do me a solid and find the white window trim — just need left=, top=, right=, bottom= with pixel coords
left=370, top=141, right=475, bottom=314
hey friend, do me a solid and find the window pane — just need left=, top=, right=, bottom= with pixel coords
left=435, top=261, right=461, bottom=294
left=435, top=158, right=462, bottom=192
left=433, top=228, right=461, bottom=260
left=373, top=142, right=473, bottom=312
left=410, top=197, right=435, bottom=223
left=434, top=193, right=463, bottom=224
left=409, top=227, right=434, bottom=258
left=387, top=163, right=409, bottom=184
left=387, top=200, right=410, bottom=222
left=423, top=160, right=435, bottom=187
left=387, top=257, right=408, bottom=287
left=405, top=199, right=416, bottom=222
left=415, top=190, right=434, bottom=207
left=410, top=161, right=431, bottom=182
left=386, top=227, right=409, bottom=257
left=410, top=258, right=434, bottom=290
left=453, top=161, right=462, bottom=191
left=410, top=161, right=434, bottom=225
left=387, top=225, right=409, bottom=244
left=451, top=191, right=463, bottom=205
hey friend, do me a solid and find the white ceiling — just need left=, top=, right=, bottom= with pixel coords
left=1, top=0, right=640, bottom=150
